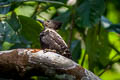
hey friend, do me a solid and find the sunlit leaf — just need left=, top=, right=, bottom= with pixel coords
left=109, top=32, right=120, bottom=60
left=109, top=32, right=120, bottom=52
left=2, top=41, right=14, bottom=50
left=15, top=2, right=37, bottom=17
left=106, top=3, right=119, bottom=24
left=101, top=69, right=120, bottom=80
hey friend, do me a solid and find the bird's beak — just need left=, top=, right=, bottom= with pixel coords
left=37, top=19, right=44, bottom=24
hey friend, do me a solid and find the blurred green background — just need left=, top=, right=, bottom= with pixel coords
left=0, top=0, right=120, bottom=80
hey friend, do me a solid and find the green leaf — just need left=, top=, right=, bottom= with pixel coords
left=2, top=41, right=14, bottom=50
left=18, top=15, right=42, bottom=48
left=109, top=32, right=120, bottom=52
left=0, top=22, right=4, bottom=49
left=76, top=0, right=105, bottom=27
left=101, top=16, right=120, bottom=34
left=15, top=2, right=37, bottom=17
left=0, top=21, right=20, bottom=43
left=86, top=26, right=111, bottom=72
left=7, top=12, right=21, bottom=32
left=0, top=0, right=64, bottom=15
left=32, top=0, right=65, bottom=5
left=54, top=11, right=70, bottom=30
left=101, top=70, right=120, bottom=80
left=0, top=20, right=24, bottom=50
left=71, top=40, right=81, bottom=63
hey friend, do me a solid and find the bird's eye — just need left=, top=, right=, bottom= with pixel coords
left=47, top=21, right=49, bottom=22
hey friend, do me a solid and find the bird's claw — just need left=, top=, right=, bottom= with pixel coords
left=43, top=49, right=56, bottom=53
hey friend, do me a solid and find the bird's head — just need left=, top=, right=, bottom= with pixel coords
left=37, top=19, right=62, bottom=30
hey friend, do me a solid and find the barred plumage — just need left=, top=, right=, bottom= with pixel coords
left=38, top=20, right=72, bottom=59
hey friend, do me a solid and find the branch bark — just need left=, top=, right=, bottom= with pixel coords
left=0, top=49, right=101, bottom=80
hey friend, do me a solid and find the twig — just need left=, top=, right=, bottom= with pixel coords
left=31, top=0, right=64, bottom=5
left=68, top=8, right=76, bottom=48
left=18, top=0, right=65, bottom=6
left=68, top=18, right=74, bottom=48
left=98, top=65, right=111, bottom=76
left=98, top=59, right=120, bottom=76
left=0, top=0, right=66, bottom=8
left=109, top=44, right=120, bottom=55
left=0, top=3, right=12, bottom=8
left=98, top=44, right=120, bottom=76
left=31, top=2, right=41, bottom=18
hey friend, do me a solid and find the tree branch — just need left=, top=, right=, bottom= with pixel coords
left=0, top=49, right=101, bottom=80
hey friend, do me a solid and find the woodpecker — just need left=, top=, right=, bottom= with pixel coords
left=38, top=19, right=72, bottom=59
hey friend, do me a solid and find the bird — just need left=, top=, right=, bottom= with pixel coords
left=38, top=19, right=72, bottom=59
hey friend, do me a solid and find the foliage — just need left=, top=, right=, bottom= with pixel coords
left=0, top=0, right=120, bottom=80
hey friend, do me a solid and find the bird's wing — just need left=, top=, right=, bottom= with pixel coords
left=41, top=29, right=68, bottom=51
left=48, top=30, right=72, bottom=59
left=48, top=30, right=68, bottom=49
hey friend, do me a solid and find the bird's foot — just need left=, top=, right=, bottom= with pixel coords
left=62, top=52, right=72, bottom=59
left=43, top=49, right=56, bottom=53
